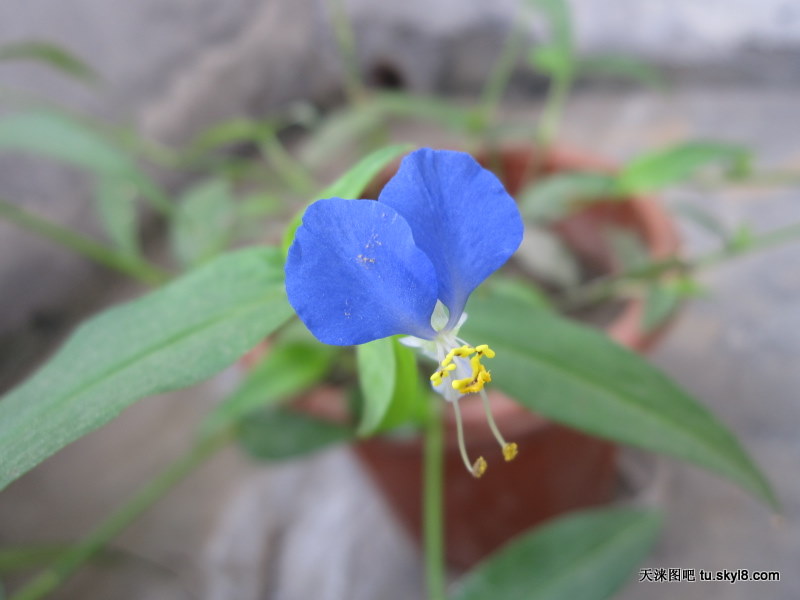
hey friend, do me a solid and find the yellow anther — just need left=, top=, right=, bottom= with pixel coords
left=429, top=363, right=456, bottom=386
left=471, top=457, right=488, bottom=478
left=443, top=345, right=475, bottom=367
left=451, top=362, right=492, bottom=395
left=469, top=354, right=482, bottom=372
left=503, top=443, right=518, bottom=462
left=451, top=376, right=473, bottom=392
left=475, top=344, right=496, bottom=358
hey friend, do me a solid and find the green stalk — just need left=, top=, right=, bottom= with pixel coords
left=331, top=0, right=366, bottom=106
left=536, top=69, right=571, bottom=149
left=477, top=24, right=525, bottom=138
left=0, top=197, right=168, bottom=286
left=8, top=432, right=229, bottom=600
left=562, top=221, right=800, bottom=310
left=259, top=131, right=316, bottom=196
left=423, top=403, right=446, bottom=600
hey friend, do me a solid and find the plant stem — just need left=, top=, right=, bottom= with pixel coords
left=259, top=131, right=316, bottom=196
left=536, top=70, right=571, bottom=149
left=561, top=221, right=800, bottom=310
left=478, top=23, right=525, bottom=136
left=8, top=432, right=229, bottom=600
left=331, top=0, right=366, bottom=106
left=423, top=403, right=446, bottom=600
left=0, top=197, right=169, bottom=286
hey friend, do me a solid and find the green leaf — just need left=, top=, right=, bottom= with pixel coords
left=0, top=111, right=171, bottom=215
left=183, top=117, right=275, bottom=159
left=577, top=55, right=665, bottom=89
left=377, top=340, right=430, bottom=431
left=298, top=104, right=384, bottom=169
left=519, top=172, right=616, bottom=222
left=237, top=191, right=283, bottom=218
left=477, top=275, right=553, bottom=312
left=529, top=43, right=573, bottom=79
left=0, top=247, right=293, bottom=491
left=605, top=227, right=649, bottom=271
left=451, top=508, right=662, bottom=600
left=202, top=341, right=335, bottom=436
left=357, top=336, right=426, bottom=435
left=642, top=284, right=681, bottom=332
left=171, top=179, right=235, bottom=268
left=0, top=544, right=90, bottom=574
left=727, top=224, right=756, bottom=254
left=356, top=337, right=397, bottom=436
left=525, top=0, right=573, bottom=57
left=0, top=40, right=97, bottom=82
left=617, top=142, right=751, bottom=195
left=461, top=294, right=777, bottom=507
left=94, top=175, right=140, bottom=257
left=281, top=143, right=414, bottom=253
left=0, top=196, right=166, bottom=285
left=0, top=111, right=136, bottom=175
left=237, top=409, right=353, bottom=461
left=371, top=92, right=476, bottom=133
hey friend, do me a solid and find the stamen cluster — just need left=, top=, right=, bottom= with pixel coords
left=430, top=344, right=495, bottom=394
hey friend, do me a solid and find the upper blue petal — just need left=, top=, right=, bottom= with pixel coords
left=285, top=198, right=439, bottom=345
left=378, top=148, right=524, bottom=327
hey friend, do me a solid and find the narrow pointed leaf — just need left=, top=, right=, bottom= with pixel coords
left=451, top=508, right=662, bottom=600
left=461, top=294, right=776, bottom=507
left=519, top=172, right=616, bottom=223
left=357, top=336, right=426, bottom=435
left=0, top=247, right=293, bottom=490
left=642, top=284, right=681, bottom=332
left=94, top=175, right=140, bottom=257
left=357, top=337, right=397, bottom=436
left=617, top=141, right=750, bottom=195
left=376, top=340, right=429, bottom=431
left=0, top=111, right=135, bottom=175
left=0, top=41, right=97, bottom=82
left=171, top=179, right=235, bottom=268
left=0, top=111, right=171, bottom=214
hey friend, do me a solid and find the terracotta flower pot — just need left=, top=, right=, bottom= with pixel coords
left=351, top=145, right=680, bottom=569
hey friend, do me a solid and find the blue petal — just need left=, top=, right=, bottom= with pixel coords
left=379, top=148, right=523, bottom=327
left=285, top=198, right=439, bottom=345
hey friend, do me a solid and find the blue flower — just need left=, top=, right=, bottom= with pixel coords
left=285, top=148, right=524, bottom=476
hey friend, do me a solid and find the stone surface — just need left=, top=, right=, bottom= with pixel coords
left=2, top=1, right=800, bottom=598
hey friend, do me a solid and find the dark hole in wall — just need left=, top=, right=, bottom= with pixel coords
left=369, top=61, right=405, bottom=90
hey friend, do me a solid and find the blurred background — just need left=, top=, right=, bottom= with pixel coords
left=1, top=0, right=799, bottom=598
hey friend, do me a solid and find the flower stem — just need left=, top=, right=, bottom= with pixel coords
left=8, top=432, right=229, bottom=600
left=478, top=22, right=524, bottom=136
left=423, top=402, right=446, bottom=600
